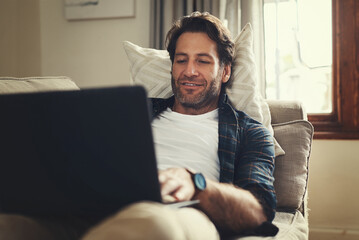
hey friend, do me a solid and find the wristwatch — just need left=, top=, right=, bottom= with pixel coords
left=192, top=172, right=207, bottom=191
left=186, top=169, right=206, bottom=191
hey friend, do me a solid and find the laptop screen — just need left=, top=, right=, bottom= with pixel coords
left=0, top=86, right=162, bottom=218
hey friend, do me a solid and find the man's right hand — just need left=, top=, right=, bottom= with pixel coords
left=158, top=168, right=196, bottom=202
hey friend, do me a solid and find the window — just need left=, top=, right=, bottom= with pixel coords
left=264, top=0, right=359, bottom=139
left=264, top=0, right=332, bottom=114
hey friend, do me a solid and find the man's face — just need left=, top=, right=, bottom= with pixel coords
left=171, top=32, right=230, bottom=114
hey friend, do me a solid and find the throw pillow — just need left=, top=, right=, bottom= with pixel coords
left=123, top=42, right=172, bottom=99
left=273, top=120, right=314, bottom=211
left=123, top=23, right=284, bottom=156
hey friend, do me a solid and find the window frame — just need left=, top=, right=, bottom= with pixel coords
left=308, top=0, right=359, bottom=139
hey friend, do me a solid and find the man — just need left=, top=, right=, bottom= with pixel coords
left=0, top=12, right=277, bottom=240
left=82, top=12, right=277, bottom=240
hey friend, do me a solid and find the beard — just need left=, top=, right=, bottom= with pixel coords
left=171, top=71, right=223, bottom=110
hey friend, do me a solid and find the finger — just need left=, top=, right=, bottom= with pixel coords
left=162, top=195, right=177, bottom=203
left=160, top=178, right=181, bottom=197
left=172, top=182, right=195, bottom=201
left=158, top=173, right=167, bottom=184
left=158, top=169, right=175, bottom=184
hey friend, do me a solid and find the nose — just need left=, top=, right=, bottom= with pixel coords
left=184, top=60, right=199, bottom=78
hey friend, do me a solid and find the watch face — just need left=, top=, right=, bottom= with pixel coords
left=193, top=173, right=206, bottom=191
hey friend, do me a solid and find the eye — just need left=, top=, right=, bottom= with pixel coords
left=198, top=59, right=210, bottom=64
left=176, top=59, right=187, bottom=64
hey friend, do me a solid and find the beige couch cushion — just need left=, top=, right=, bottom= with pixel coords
left=0, top=77, right=79, bottom=94
left=235, top=211, right=308, bottom=240
left=272, top=120, right=313, bottom=211
left=267, top=100, right=307, bottom=123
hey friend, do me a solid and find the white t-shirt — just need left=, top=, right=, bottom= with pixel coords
left=151, top=108, right=220, bottom=182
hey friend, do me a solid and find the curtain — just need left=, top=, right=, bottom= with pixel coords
left=150, top=0, right=266, bottom=96
left=239, top=0, right=266, bottom=96
left=150, top=0, right=220, bottom=50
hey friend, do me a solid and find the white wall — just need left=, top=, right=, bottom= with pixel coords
left=39, top=0, right=150, bottom=88
left=0, top=0, right=41, bottom=77
left=308, top=140, right=359, bottom=240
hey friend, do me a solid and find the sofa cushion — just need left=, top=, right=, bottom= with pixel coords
left=0, top=76, right=79, bottom=94
left=267, top=100, right=307, bottom=124
left=272, top=120, right=313, bottom=211
left=233, top=211, right=308, bottom=240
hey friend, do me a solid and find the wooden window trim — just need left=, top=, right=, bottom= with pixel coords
left=309, top=0, right=359, bottom=139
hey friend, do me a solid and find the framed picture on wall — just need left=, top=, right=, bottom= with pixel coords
left=64, top=0, right=135, bottom=20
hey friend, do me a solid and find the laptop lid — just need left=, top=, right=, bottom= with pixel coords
left=0, top=86, right=162, bottom=218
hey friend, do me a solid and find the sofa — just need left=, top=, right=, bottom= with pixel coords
left=0, top=76, right=314, bottom=240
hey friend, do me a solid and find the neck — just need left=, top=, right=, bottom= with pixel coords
left=172, top=100, right=218, bottom=115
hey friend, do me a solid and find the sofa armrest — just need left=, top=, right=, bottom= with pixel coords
left=0, top=76, right=79, bottom=94
left=267, top=100, right=307, bottom=124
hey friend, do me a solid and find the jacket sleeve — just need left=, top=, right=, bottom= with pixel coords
left=234, top=119, right=277, bottom=222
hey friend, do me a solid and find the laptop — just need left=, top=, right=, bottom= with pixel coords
left=0, top=86, right=192, bottom=219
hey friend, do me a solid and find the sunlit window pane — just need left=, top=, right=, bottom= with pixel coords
left=264, top=0, right=332, bottom=113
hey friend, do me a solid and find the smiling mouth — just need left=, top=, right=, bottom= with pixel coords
left=181, top=82, right=203, bottom=87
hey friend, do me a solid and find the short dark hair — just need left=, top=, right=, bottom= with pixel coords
left=166, top=12, right=234, bottom=66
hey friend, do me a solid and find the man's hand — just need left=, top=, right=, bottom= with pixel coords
left=158, top=168, right=195, bottom=202
left=159, top=168, right=267, bottom=234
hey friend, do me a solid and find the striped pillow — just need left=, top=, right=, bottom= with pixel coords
left=226, top=24, right=284, bottom=156
left=123, top=41, right=172, bottom=99
left=123, top=23, right=284, bottom=156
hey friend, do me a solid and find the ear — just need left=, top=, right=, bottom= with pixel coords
left=221, top=64, right=231, bottom=84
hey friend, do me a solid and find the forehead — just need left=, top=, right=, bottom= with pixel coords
left=175, top=32, right=219, bottom=58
